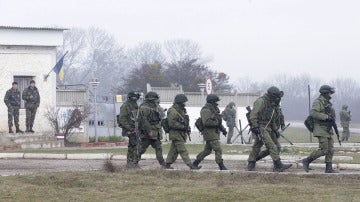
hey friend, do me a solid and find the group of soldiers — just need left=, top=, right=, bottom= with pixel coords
left=118, top=84, right=350, bottom=173
left=4, top=80, right=40, bottom=133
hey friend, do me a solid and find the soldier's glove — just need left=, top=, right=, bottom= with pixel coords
left=326, top=115, right=335, bottom=122
left=251, top=127, right=261, bottom=135
left=222, top=130, right=227, bottom=137
left=275, top=131, right=281, bottom=139
left=281, top=124, right=285, bottom=130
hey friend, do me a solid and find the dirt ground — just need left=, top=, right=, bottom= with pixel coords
left=2, top=158, right=360, bottom=177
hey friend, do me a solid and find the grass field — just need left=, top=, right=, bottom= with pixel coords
left=0, top=169, right=359, bottom=202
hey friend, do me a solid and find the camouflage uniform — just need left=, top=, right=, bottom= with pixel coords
left=340, top=105, right=351, bottom=141
left=137, top=92, right=165, bottom=167
left=193, top=94, right=228, bottom=170
left=4, top=88, right=21, bottom=132
left=255, top=105, right=284, bottom=161
left=247, top=86, right=292, bottom=172
left=222, top=102, right=236, bottom=144
left=118, top=94, right=139, bottom=167
left=22, top=85, right=40, bottom=132
left=302, top=85, right=338, bottom=173
left=165, top=104, right=192, bottom=166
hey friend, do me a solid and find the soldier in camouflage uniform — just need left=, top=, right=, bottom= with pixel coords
left=193, top=94, right=228, bottom=170
left=4, top=82, right=23, bottom=133
left=302, top=85, right=339, bottom=173
left=165, top=94, right=201, bottom=170
left=118, top=91, right=140, bottom=168
left=22, top=80, right=40, bottom=133
left=340, top=105, right=351, bottom=141
left=247, top=86, right=292, bottom=172
left=137, top=92, right=166, bottom=167
left=254, top=104, right=285, bottom=162
left=222, top=102, right=236, bottom=144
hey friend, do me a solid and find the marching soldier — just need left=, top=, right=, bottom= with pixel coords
left=4, top=82, right=23, bottom=133
left=22, top=80, right=40, bottom=133
left=118, top=91, right=140, bottom=168
left=193, top=94, right=228, bottom=170
left=340, top=105, right=351, bottom=141
left=222, top=102, right=236, bottom=144
left=137, top=92, right=166, bottom=167
left=302, top=85, right=339, bottom=173
left=165, top=94, right=201, bottom=170
left=247, top=86, right=292, bottom=172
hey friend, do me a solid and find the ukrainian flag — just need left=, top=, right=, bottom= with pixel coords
left=53, top=51, right=68, bottom=81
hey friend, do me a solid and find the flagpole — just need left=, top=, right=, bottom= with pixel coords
left=44, top=50, right=69, bottom=81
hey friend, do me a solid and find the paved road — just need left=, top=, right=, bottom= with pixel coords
left=2, top=159, right=360, bottom=177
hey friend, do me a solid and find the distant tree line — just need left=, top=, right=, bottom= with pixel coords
left=57, top=27, right=232, bottom=95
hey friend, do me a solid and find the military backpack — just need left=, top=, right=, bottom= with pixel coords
left=195, top=117, right=205, bottom=133
left=304, top=115, right=314, bottom=132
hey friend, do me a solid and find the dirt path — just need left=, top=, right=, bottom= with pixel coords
left=2, top=159, right=360, bottom=177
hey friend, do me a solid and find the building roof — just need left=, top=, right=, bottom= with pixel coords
left=0, top=25, right=68, bottom=31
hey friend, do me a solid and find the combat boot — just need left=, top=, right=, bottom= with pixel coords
left=273, top=159, right=292, bottom=172
left=9, top=127, right=14, bottom=134
left=29, top=126, right=35, bottom=133
left=247, top=161, right=256, bottom=171
left=192, top=159, right=201, bottom=168
left=160, top=161, right=167, bottom=169
left=16, top=127, right=24, bottom=133
left=325, top=162, right=339, bottom=173
left=188, top=162, right=201, bottom=170
left=25, top=126, right=30, bottom=133
left=218, top=162, right=228, bottom=170
left=302, top=157, right=314, bottom=173
left=165, top=163, right=174, bottom=169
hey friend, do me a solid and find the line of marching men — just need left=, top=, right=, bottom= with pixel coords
left=118, top=84, right=340, bottom=173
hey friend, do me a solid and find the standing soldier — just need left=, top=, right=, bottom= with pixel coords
left=22, top=80, right=40, bottom=133
left=222, top=102, right=236, bottom=144
left=118, top=91, right=140, bottom=168
left=340, top=105, right=351, bottom=141
left=302, top=85, right=338, bottom=173
left=192, top=94, right=228, bottom=170
left=165, top=94, right=201, bottom=170
left=137, top=92, right=166, bottom=167
left=4, top=82, right=23, bottom=133
left=247, top=86, right=292, bottom=172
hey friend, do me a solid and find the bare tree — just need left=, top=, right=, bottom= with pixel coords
left=45, top=104, right=91, bottom=144
left=164, top=39, right=205, bottom=63
left=126, top=41, right=166, bottom=68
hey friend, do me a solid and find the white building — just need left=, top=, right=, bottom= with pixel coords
left=0, top=26, right=66, bottom=133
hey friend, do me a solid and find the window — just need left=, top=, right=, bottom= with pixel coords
left=13, top=76, right=34, bottom=109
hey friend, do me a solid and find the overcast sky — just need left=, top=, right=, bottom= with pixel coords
left=1, top=0, right=360, bottom=83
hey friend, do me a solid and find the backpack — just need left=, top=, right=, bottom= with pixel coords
left=161, top=118, right=170, bottom=133
left=304, top=115, right=314, bottom=132
left=195, top=117, right=205, bottom=133
left=116, top=114, right=122, bottom=127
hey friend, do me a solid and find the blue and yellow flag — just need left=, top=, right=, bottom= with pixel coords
left=53, top=51, right=68, bottom=81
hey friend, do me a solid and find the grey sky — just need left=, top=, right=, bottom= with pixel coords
left=1, top=0, right=360, bottom=82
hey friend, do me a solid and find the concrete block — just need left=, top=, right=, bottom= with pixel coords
left=23, top=153, right=66, bottom=159
left=66, top=153, right=112, bottom=160
left=338, top=164, right=360, bottom=170
left=0, top=153, right=24, bottom=159
left=111, top=155, right=127, bottom=160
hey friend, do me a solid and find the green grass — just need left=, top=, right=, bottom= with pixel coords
left=0, top=170, right=359, bottom=201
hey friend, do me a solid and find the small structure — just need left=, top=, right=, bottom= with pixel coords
left=0, top=26, right=66, bottom=133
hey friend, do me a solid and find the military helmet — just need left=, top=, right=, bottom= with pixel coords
left=319, top=85, right=335, bottom=94
left=145, top=91, right=159, bottom=100
left=174, top=94, right=188, bottom=104
left=127, top=91, right=140, bottom=98
left=342, top=104, right=348, bottom=109
left=228, top=102, right=236, bottom=108
left=267, top=86, right=284, bottom=98
left=206, top=94, right=220, bottom=103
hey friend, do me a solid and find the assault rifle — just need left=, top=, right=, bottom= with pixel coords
left=131, top=110, right=142, bottom=155
left=328, top=114, right=341, bottom=146
left=245, top=106, right=265, bottom=144
left=277, top=123, right=293, bottom=145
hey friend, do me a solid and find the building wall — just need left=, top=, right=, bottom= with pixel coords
left=0, top=46, right=57, bottom=132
